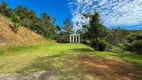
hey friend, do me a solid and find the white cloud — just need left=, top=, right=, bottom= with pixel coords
left=68, top=0, right=142, bottom=31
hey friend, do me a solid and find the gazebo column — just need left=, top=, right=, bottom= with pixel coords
left=70, top=34, right=80, bottom=43
left=79, top=36, right=80, bottom=43
left=76, top=36, right=77, bottom=43
left=73, top=36, right=74, bottom=43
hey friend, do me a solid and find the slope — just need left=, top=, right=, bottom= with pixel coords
left=0, top=15, right=42, bottom=47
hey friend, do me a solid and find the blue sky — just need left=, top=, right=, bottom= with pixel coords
left=69, top=0, right=142, bottom=31
left=4, top=0, right=142, bottom=30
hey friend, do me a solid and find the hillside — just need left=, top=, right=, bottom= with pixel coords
left=0, top=15, right=42, bottom=47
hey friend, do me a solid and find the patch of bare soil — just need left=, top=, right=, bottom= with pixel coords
left=0, top=70, right=58, bottom=80
left=77, top=56, right=142, bottom=80
left=0, top=15, right=42, bottom=47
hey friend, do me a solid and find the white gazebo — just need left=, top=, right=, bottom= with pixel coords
left=70, top=34, right=80, bottom=43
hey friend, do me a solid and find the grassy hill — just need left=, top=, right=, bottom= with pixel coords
left=0, top=15, right=56, bottom=48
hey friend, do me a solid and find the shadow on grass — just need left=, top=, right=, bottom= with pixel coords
left=97, top=52, right=142, bottom=69
left=114, top=54, right=142, bottom=68
left=70, top=48, right=94, bottom=53
left=17, top=53, right=66, bottom=72
left=17, top=53, right=95, bottom=80
left=17, top=53, right=142, bottom=80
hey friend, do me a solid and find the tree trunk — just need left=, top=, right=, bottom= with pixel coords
left=96, top=37, right=98, bottom=51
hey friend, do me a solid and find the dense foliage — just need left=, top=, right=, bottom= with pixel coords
left=81, top=11, right=142, bottom=53
left=127, top=31, right=142, bottom=54
left=127, top=40, right=142, bottom=54
left=127, top=31, right=142, bottom=43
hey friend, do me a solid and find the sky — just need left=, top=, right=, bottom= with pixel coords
left=3, top=0, right=142, bottom=31
left=69, top=0, right=142, bottom=31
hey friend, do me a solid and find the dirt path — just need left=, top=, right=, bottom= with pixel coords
left=77, top=56, right=142, bottom=80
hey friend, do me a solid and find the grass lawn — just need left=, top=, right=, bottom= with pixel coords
left=0, top=43, right=142, bottom=80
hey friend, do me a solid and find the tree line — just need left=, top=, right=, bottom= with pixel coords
left=77, top=11, right=142, bottom=54
left=0, top=1, right=73, bottom=40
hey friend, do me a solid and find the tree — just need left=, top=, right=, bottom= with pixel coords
left=22, top=18, right=33, bottom=29
left=0, top=1, right=8, bottom=13
left=56, top=19, right=73, bottom=43
left=106, top=28, right=129, bottom=46
left=55, top=25, right=61, bottom=34
left=61, top=19, right=73, bottom=40
left=39, top=13, right=55, bottom=38
left=0, top=1, right=12, bottom=17
left=14, top=5, right=41, bottom=33
left=83, top=11, right=107, bottom=50
left=63, top=19, right=73, bottom=35
left=14, top=5, right=29, bottom=20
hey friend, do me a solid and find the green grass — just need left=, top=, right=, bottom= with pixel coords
left=0, top=44, right=89, bottom=73
left=94, top=52, right=142, bottom=69
left=0, top=43, right=142, bottom=79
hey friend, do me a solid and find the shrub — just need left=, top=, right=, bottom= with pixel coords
left=127, top=31, right=142, bottom=43
left=82, top=40, right=91, bottom=45
left=11, top=13, right=20, bottom=23
left=11, top=13, right=21, bottom=33
left=117, top=43, right=126, bottom=49
left=91, top=39, right=108, bottom=51
left=111, top=46, right=124, bottom=53
left=57, top=38, right=69, bottom=43
left=127, top=40, right=142, bottom=54
left=111, top=43, right=127, bottom=53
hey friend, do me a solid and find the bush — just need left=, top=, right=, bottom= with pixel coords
left=127, top=31, right=142, bottom=43
left=91, top=39, right=108, bottom=51
left=57, top=38, right=69, bottom=43
left=110, top=43, right=127, bottom=53
left=11, top=13, right=21, bottom=33
left=82, top=40, right=91, bottom=45
left=127, top=40, right=142, bottom=54
left=111, top=46, right=124, bottom=53
left=11, top=13, right=20, bottom=23
left=13, top=23, right=20, bottom=33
